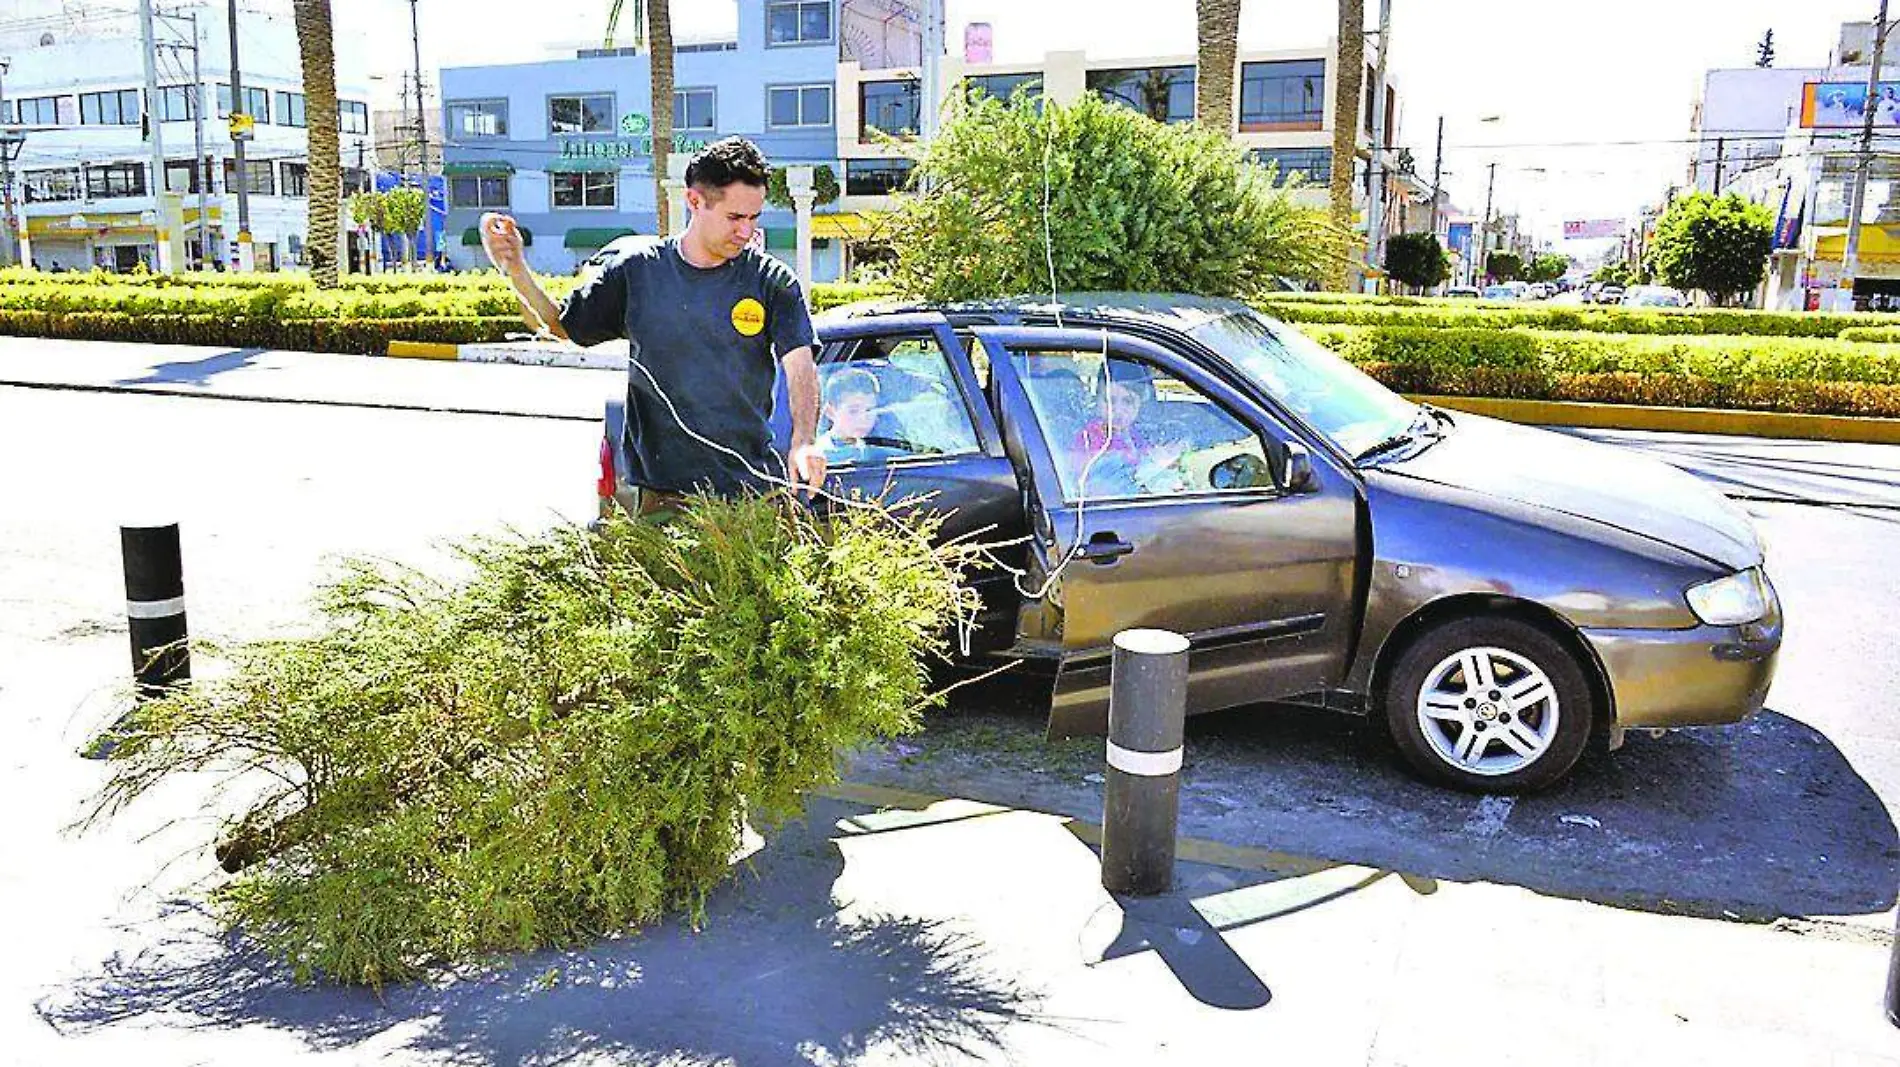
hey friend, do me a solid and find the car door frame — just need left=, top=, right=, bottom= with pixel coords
left=974, top=322, right=1365, bottom=734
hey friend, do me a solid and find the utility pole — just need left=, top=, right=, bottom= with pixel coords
left=1365, top=0, right=1393, bottom=288
left=1477, top=160, right=1497, bottom=285
left=1713, top=136, right=1726, bottom=194
left=1845, top=0, right=1891, bottom=310
left=139, top=0, right=175, bottom=272
left=1428, top=114, right=1444, bottom=237
left=186, top=10, right=209, bottom=269
left=0, top=60, right=18, bottom=268
left=226, top=0, right=254, bottom=271
left=919, top=0, right=945, bottom=143
left=408, top=0, right=426, bottom=174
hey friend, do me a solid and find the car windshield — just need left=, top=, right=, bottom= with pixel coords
left=1184, top=308, right=1419, bottom=457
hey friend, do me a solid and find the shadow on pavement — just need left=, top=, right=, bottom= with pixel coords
left=1556, top=428, right=1900, bottom=508
left=36, top=798, right=1040, bottom=1066
left=115, top=349, right=271, bottom=389
left=868, top=674, right=1899, bottom=925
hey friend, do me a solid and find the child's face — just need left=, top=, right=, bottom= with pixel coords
left=825, top=391, right=878, bottom=441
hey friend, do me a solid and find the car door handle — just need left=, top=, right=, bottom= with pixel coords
left=1077, top=533, right=1135, bottom=563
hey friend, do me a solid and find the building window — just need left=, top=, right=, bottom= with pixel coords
left=552, top=170, right=616, bottom=208
left=450, top=174, right=510, bottom=209
left=860, top=79, right=919, bottom=138
left=1087, top=65, right=1196, bottom=124
left=23, top=167, right=81, bottom=203
left=340, top=100, right=369, bottom=135
left=14, top=95, right=66, bottom=126
left=155, top=85, right=198, bottom=122
left=1238, top=60, right=1324, bottom=128
left=276, top=91, right=306, bottom=128
left=281, top=162, right=308, bottom=197
left=80, top=89, right=141, bottom=126
left=965, top=72, right=1042, bottom=104
left=216, top=84, right=271, bottom=123
left=222, top=159, right=277, bottom=196
left=549, top=93, right=614, bottom=135
left=767, top=84, right=831, bottom=128
left=447, top=99, right=508, bottom=138
left=164, top=158, right=212, bottom=194
left=767, top=0, right=831, bottom=45
left=674, top=88, right=715, bottom=133
left=1247, top=148, right=1332, bottom=183
left=85, top=162, right=147, bottom=198
left=845, top=158, right=913, bottom=196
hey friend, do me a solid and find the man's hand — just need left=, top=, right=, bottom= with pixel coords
left=479, top=212, right=526, bottom=275
left=789, top=443, right=828, bottom=499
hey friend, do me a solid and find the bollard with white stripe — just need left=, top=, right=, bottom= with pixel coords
left=122, top=522, right=190, bottom=700
left=1100, top=628, right=1189, bottom=897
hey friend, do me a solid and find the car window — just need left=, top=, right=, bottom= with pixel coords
left=817, top=335, right=981, bottom=468
left=1184, top=309, right=1417, bottom=459
left=1009, top=348, right=1278, bottom=503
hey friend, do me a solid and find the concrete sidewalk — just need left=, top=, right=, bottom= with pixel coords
left=8, top=637, right=1896, bottom=1067
left=0, top=336, right=617, bottom=420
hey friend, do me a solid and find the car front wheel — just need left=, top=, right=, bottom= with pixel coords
left=1383, top=617, right=1596, bottom=793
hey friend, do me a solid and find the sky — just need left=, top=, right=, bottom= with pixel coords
left=281, top=0, right=1900, bottom=247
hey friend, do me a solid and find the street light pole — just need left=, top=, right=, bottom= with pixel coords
left=1477, top=161, right=1497, bottom=285
left=1844, top=0, right=1891, bottom=309
left=226, top=0, right=254, bottom=271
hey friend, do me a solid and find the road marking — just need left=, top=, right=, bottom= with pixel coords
left=1462, top=795, right=1516, bottom=837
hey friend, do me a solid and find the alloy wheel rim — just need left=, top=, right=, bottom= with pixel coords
left=1415, top=645, right=1560, bottom=777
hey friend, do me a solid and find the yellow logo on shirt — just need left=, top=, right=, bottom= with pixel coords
left=730, top=297, right=766, bottom=337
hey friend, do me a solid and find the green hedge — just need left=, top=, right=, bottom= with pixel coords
left=1299, top=323, right=1900, bottom=387
left=1360, top=362, right=1900, bottom=418
left=1255, top=294, right=1900, bottom=340
left=0, top=310, right=519, bottom=354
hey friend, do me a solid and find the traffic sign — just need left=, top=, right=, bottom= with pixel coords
left=229, top=112, right=254, bottom=140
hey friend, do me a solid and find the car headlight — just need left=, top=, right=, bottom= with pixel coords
left=1686, top=568, right=1769, bottom=626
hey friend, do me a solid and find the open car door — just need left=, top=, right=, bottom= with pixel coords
left=974, top=324, right=1363, bottom=738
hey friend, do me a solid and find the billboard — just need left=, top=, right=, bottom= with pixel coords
left=1445, top=222, right=1473, bottom=259
left=1800, top=80, right=1900, bottom=128
left=1563, top=219, right=1624, bottom=240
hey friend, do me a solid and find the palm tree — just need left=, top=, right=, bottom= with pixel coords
left=604, top=1, right=674, bottom=239
left=1195, top=0, right=1242, bottom=133
left=647, top=0, right=674, bottom=238
left=292, top=0, right=340, bottom=287
left=1328, top=0, right=1364, bottom=291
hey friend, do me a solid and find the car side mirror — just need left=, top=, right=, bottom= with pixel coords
left=1281, top=441, right=1316, bottom=493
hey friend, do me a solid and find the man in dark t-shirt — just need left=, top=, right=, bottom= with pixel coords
left=479, top=137, right=826, bottom=509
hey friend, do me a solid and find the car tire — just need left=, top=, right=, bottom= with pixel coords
left=1383, top=616, right=1596, bottom=793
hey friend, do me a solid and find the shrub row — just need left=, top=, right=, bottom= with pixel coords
left=1255, top=294, right=1900, bottom=340
left=1298, top=323, right=1900, bottom=387
left=1358, top=362, right=1900, bottom=419
left=0, top=310, right=519, bottom=354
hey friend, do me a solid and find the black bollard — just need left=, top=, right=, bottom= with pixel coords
left=1100, top=628, right=1189, bottom=897
left=121, top=522, right=190, bottom=700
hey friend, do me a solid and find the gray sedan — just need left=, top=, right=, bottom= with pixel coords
left=599, top=293, right=1782, bottom=792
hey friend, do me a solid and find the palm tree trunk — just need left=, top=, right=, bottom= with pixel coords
left=648, top=0, right=674, bottom=238
left=1328, top=0, right=1364, bottom=291
left=292, top=0, right=340, bottom=288
left=1194, top=0, right=1242, bottom=133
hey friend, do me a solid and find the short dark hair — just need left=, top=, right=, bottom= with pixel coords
left=685, top=136, right=771, bottom=195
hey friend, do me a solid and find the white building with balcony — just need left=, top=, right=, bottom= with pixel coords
left=0, top=1, right=373, bottom=272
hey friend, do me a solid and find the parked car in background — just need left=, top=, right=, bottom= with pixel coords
left=1593, top=285, right=1626, bottom=305
left=1480, top=284, right=1517, bottom=300
left=595, top=293, right=1783, bottom=793
left=1445, top=285, right=1481, bottom=299
left=1621, top=285, right=1689, bottom=308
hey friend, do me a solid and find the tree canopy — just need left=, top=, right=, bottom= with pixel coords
left=1383, top=232, right=1449, bottom=291
left=890, top=93, right=1343, bottom=302
left=1646, top=192, right=1774, bottom=305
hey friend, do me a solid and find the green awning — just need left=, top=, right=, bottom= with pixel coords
left=564, top=227, right=638, bottom=249
left=545, top=157, right=622, bottom=174
left=441, top=160, right=515, bottom=175
left=461, top=224, right=534, bottom=247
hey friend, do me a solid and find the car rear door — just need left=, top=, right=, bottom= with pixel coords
left=974, top=324, right=1362, bottom=736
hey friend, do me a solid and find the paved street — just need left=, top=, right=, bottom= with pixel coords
left=3, top=343, right=1900, bottom=1064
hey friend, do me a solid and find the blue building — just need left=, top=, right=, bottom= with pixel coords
left=438, top=1, right=850, bottom=278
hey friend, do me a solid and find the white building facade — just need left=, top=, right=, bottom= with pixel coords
left=0, top=1, right=373, bottom=272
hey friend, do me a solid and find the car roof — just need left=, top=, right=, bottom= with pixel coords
left=820, top=291, right=1253, bottom=332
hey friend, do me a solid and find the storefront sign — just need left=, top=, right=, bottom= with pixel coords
left=558, top=132, right=712, bottom=161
